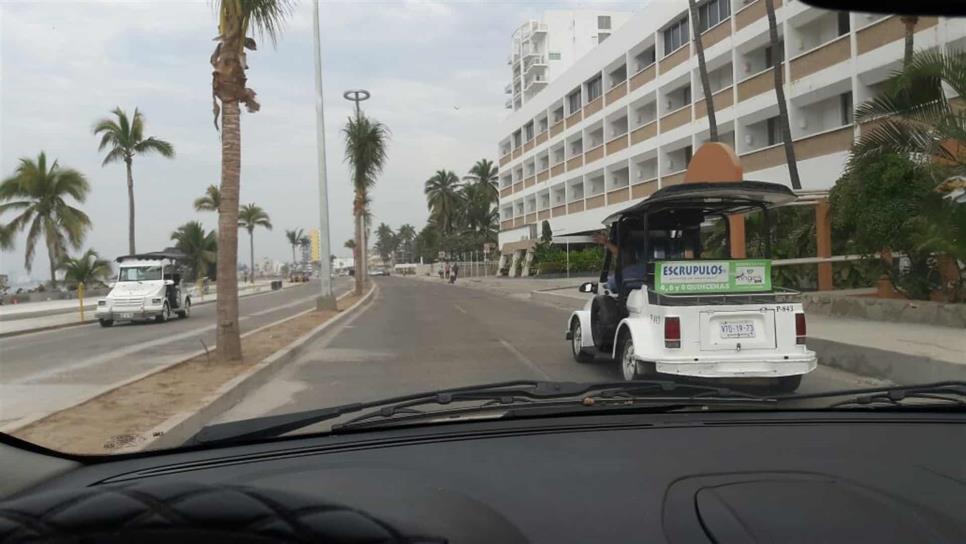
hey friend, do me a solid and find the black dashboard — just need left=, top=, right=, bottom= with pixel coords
left=2, top=410, right=965, bottom=543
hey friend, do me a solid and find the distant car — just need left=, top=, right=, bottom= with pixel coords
left=96, top=251, right=192, bottom=327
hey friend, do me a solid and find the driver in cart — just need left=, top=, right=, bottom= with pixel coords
left=593, top=226, right=700, bottom=292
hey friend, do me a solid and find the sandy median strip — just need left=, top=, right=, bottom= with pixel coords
left=13, top=292, right=363, bottom=454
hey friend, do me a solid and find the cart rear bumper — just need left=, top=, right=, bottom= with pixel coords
left=653, top=351, right=817, bottom=378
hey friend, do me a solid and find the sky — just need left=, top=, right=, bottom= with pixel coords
left=0, top=0, right=641, bottom=284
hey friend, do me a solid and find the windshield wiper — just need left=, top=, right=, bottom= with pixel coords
left=189, top=380, right=773, bottom=446
left=777, top=381, right=966, bottom=410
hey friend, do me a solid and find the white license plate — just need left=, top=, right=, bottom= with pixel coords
left=120, top=313, right=134, bottom=319
left=719, top=320, right=756, bottom=338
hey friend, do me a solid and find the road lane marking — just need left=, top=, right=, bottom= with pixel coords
left=454, top=304, right=468, bottom=314
left=248, top=295, right=318, bottom=317
left=498, top=339, right=551, bottom=380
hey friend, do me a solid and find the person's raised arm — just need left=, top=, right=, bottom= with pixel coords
left=592, top=231, right=618, bottom=257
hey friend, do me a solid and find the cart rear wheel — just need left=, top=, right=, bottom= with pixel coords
left=570, top=319, right=595, bottom=363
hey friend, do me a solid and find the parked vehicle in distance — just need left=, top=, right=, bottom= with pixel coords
left=567, top=181, right=817, bottom=391
left=95, top=250, right=192, bottom=327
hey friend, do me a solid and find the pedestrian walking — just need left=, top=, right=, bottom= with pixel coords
left=450, top=262, right=459, bottom=284
left=444, top=263, right=450, bottom=281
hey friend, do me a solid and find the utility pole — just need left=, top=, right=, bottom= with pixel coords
left=312, top=0, right=336, bottom=310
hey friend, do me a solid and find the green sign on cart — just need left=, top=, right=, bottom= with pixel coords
left=655, top=260, right=772, bottom=294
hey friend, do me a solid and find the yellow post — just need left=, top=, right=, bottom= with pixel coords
left=78, top=282, right=85, bottom=322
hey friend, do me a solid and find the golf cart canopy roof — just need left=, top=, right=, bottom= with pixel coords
left=115, top=249, right=188, bottom=264
left=602, top=181, right=797, bottom=225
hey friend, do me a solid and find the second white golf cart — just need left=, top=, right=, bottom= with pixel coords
left=96, top=250, right=192, bottom=327
left=567, top=181, right=817, bottom=392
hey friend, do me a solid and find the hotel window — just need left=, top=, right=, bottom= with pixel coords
left=837, top=12, right=850, bottom=36
left=697, top=0, right=730, bottom=33
left=766, top=117, right=784, bottom=146
left=840, top=92, right=854, bottom=126
left=568, top=89, right=582, bottom=113
left=663, top=16, right=690, bottom=55
left=586, top=75, right=603, bottom=102
left=598, top=15, right=611, bottom=29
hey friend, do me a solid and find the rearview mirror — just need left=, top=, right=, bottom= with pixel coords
left=578, top=282, right=598, bottom=294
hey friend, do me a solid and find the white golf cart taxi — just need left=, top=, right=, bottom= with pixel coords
left=566, top=181, right=817, bottom=391
left=95, top=250, right=192, bottom=327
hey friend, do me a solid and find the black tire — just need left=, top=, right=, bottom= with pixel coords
left=155, top=302, right=170, bottom=323
left=177, top=299, right=190, bottom=318
left=770, top=374, right=803, bottom=393
left=590, top=295, right=620, bottom=351
left=99, top=319, right=113, bottom=328
left=570, top=318, right=595, bottom=363
left=618, top=333, right=639, bottom=381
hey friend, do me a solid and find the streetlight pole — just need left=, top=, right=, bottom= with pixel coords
left=312, top=0, right=336, bottom=310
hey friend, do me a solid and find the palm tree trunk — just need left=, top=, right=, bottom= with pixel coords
left=48, top=242, right=57, bottom=287
left=125, top=158, right=136, bottom=254
left=901, top=16, right=918, bottom=67
left=765, top=0, right=801, bottom=190
left=216, top=100, right=243, bottom=362
left=291, top=245, right=296, bottom=266
left=690, top=0, right=718, bottom=142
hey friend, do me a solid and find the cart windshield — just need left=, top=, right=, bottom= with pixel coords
left=118, top=266, right=162, bottom=282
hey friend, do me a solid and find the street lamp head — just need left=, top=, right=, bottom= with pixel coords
left=343, top=89, right=371, bottom=102
left=343, top=89, right=370, bottom=117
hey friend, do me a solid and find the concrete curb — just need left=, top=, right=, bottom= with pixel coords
left=0, top=283, right=304, bottom=339
left=808, top=337, right=966, bottom=385
left=125, top=284, right=377, bottom=452
left=529, top=289, right=590, bottom=310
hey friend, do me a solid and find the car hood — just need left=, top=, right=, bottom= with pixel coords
left=107, top=283, right=164, bottom=298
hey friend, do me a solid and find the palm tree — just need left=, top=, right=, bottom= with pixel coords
left=238, top=203, right=272, bottom=284
left=93, top=107, right=175, bottom=255
left=285, top=228, right=304, bottom=264
left=0, top=152, right=91, bottom=286
left=901, top=16, right=919, bottom=67
left=689, top=0, right=717, bottom=142
left=58, top=249, right=112, bottom=312
left=374, top=223, right=397, bottom=265
left=397, top=223, right=416, bottom=263
left=851, top=50, right=966, bottom=171
left=764, top=0, right=801, bottom=190
left=343, top=113, right=390, bottom=295
left=344, top=238, right=356, bottom=250
left=194, top=184, right=221, bottom=212
left=424, top=170, right=463, bottom=235
left=463, top=159, right=499, bottom=202
left=460, top=182, right=497, bottom=237
left=171, top=221, right=217, bottom=280
left=210, top=0, right=292, bottom=361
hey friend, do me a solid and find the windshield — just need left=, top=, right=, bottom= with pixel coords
left=117, top=266, right=163, bottom=282
left=1, top=1, right=963, bottom=455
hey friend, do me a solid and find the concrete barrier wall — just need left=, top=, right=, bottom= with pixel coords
left=804, top=293, right=966, bottom=329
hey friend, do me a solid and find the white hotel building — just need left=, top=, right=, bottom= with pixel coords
left=496, top=0, right=963, bottom=269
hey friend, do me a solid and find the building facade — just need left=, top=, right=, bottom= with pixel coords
left=506, top=10, right=632, bottom=111
left=497, top=0, right=963, bottom=264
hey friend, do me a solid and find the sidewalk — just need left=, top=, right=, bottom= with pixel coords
left=410, top=275, right=966, bottom=385
left=0, top=280, right=298, bottom=337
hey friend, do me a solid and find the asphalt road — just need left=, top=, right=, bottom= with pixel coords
left=214, top=276, right=887, bottom=428
left=0, top=277, right=352, bottom=429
